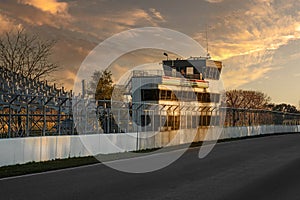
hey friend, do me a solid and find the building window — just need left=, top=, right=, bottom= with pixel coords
left=186, top=67, right=193, bottom=75
left=140, top=115, right=151, bottom=126
left=199, top=115, right=211, bottom=126
left=141, top=89, right=159, bottom=101
left=160, top=90, right=167, bottom=100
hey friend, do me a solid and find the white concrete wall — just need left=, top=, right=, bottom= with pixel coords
left=0, top=136, right=89, bottom=167
left=0, top=125, right=299, bottom=167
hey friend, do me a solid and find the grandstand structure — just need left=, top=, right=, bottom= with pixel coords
left=0, top=67, right=73, bottom=138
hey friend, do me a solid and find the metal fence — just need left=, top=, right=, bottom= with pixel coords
left=224, top=107, right=300, bottom=127
left=1, top=95, right=300, bottom=138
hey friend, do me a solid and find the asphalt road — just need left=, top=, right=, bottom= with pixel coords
left=1, top=134, right=300, bottom=200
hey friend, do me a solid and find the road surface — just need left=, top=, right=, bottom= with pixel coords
left=1, top=134, right=300, bottom=200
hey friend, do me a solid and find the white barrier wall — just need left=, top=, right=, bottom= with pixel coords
left=0, top=125, right=299, bottom=167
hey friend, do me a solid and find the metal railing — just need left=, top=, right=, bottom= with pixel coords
left=1, top=96, right=300, bottom=138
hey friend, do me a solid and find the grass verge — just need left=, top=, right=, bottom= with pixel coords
left=0, top=156, right=99, bottom=179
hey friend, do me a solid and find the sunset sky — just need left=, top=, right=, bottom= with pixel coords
left=0, top=0, right=299, bottom=106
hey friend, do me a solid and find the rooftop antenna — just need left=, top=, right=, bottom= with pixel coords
left=206, top=25, right=211, bottom=59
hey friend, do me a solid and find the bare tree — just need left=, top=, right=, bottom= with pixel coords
left=0, top=28, right=59, bottom=80
left=224, top=90, right=271, bottom=126
left=226, top=89, right=271, bottom=109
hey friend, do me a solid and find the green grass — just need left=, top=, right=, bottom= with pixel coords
left=0, top=156, right=99, bottom=179
left=0, top=150, right=165, bottom=179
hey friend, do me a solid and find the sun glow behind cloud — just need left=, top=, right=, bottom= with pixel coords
left=296, top=25, right=300, bottom=32
left=19, top=0, right=68, bottom=14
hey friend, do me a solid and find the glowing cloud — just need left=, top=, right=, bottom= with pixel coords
left=75, top=8, right=166, bottom=39
left=20, top=0, right=68, bottom=14
left=222, top=49, right=275, bottom=88
left=222, top=66, right=272, bottom=89
left=195, top=0, right=300, bottom=61
left=193, top=0, right=300, bottom=89
left=0, top=14, right=17, bottom=33
left=148, top=8, right=166, bottom=22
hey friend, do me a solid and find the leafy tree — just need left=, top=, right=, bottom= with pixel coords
left=271, top=103, right=299, bottom=113
left=267, top=103, right=299, bottom=124
left=88, top=69, right=126, bottom=133
left=89, top=69, right=114, bottom=100
left=0, top=28, right=58, bottom=80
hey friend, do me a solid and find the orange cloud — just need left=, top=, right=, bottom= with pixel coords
left=53, top=69, right=77, bottom=90
left=222, top=65, right=272, bottom=89
left=296, top=24, right=300, bottom=32
left=193, top=0, right=300, bottom=89
left=221, top=49, right=275, bottom=89
left=73, top=8, right=166, bottom=40
left=0, top=14, right=16, bottom=33
left=194, top=0, right=300, bottom=61
left=107, top=8, right=165, bottom=27
left=148, top=8, right=166, bottom=22
left=20, top=0, right=68, bottom=14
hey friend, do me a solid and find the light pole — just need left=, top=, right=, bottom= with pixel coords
left=163, top=52, right=168, bottom=60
